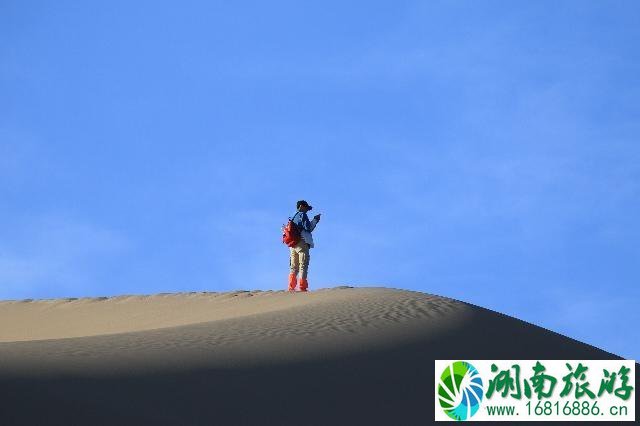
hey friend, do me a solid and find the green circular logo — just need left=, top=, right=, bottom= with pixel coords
left=438, top=361, right=484, bottom=421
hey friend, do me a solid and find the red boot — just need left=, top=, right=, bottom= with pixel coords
left=288, top=273, right=297, bottom=292
left=299, top=278, right=309, bottom=292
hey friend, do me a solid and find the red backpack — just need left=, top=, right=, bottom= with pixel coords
left=282, top=212, right=301, bottom=247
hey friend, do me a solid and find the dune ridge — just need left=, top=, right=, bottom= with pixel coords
left=0, top=286, right=465, bottom=343
left=0, top=287, right=470, bottom=375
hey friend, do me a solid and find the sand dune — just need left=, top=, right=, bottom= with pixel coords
left=0, top=287, right=468, bottom=374
left=0, top=287, right=463, bottom=343
left=0, top=286, right=636, bottom=425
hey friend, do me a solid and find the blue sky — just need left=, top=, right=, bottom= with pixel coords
left=1, top=1, right=638, bottom=359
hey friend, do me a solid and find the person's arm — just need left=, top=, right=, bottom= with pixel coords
left=301, top=212, right=317, bottom=232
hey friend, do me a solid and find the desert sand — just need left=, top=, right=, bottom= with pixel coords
left=0, top=286, right=636, bottom=425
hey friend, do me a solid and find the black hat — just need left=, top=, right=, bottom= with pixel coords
left=296, top=200, right=313, bottom=210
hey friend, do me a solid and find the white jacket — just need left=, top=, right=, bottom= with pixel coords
left=291, top=211, right=319, bottom=248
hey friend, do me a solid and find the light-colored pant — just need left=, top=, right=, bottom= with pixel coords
left=289, top=239, right=310, bottom=279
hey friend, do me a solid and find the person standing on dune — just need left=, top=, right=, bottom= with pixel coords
left=288, top=200, right=321, bottom=292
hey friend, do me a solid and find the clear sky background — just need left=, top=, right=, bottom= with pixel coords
left=1, top=1, right=638, bottom=359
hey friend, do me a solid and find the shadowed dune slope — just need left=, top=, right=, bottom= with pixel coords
left=0, top=286, right=636, bottom=425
